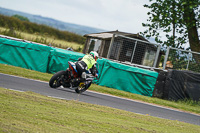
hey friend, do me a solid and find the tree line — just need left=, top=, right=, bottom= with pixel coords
left=0, top=14, right=85, bottom=44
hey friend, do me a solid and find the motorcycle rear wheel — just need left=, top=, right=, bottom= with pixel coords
left=49, top=71, right=67, bottom=88
left=75, top=82, right=92, bottom=94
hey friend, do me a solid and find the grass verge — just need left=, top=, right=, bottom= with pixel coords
left=0, top=27, right=83, bottom=51
left=0, top=63, right=200, bottom=115
left=0, top=87, right=200, bottom=133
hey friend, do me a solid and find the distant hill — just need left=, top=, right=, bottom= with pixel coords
left=0, top=7, right=105, bottom=35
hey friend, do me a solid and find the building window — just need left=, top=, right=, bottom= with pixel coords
left=88, top=39, right=101, bottom=53
left=142, top=49, right=156, bottom=67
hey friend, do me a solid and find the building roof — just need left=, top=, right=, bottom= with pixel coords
left=84, top=33, right=113, bottom=39
left=84, top=30, right=149, bottom=42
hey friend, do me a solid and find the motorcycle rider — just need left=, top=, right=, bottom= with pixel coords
left=75, top=51, right=99, bottom=81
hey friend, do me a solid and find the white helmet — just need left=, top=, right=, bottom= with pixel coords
left=89, top=51, right=99, bottom=61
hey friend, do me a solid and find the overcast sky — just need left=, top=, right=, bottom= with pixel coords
left=0, top=0, right=151, bottom=34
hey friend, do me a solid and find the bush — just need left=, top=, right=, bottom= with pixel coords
left=0, top=14, right=85, bottom=44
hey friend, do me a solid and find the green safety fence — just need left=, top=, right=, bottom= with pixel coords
left=0, top=38, right=52, bottom=73
left=0, top=38, right=84, bottom=73
left=0, top=37, right=158, bottom=96
left=48, top=48, right=85, bottom=73
left=95, top=58, right=158, bottom=96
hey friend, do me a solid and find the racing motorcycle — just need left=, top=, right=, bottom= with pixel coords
left=49, top=61, right=96, bottom=94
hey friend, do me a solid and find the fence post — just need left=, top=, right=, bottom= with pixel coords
left=107, top=34, right=115, bottom=58
left=186, top=52, right=191, bottom=70
left=153, top=45, right=161, bottom=68
left=131, top=41, right=138, bottom=63
left=163, top=46, right=170, bottom=70
left=84, top=37, right=91, bottom=54
left=116, top=41, right=122, bottom=60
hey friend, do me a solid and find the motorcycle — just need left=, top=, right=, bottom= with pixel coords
left=49, top=61, right=96, bottom=94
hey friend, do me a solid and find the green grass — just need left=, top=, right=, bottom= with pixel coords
left=0, top=87, right=200, bottom=133
left=0, top=63, right=52, bottom=82
left=0, top=63, right=200, bottom=115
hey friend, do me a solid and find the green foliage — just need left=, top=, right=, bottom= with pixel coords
left=12, top=14, right=29, bottom=22
left=0, top=27, right=83, bottom=52
left=0, top=14, right=85, bottom=44
left=142, top=0, right=200, bottom=51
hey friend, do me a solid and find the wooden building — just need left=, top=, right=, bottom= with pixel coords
left=83, top=30, right=162, bottom=67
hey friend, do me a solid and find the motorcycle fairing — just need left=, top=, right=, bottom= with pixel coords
left=68, top=61, right=79, bottom=78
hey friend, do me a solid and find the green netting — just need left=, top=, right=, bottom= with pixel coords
left=0, top=37, right=158, bottom=96
left=95, top=58, right=158, bottom=96
left=47, top=48, right=85, bottom=73
left=0, top=38, right=51, bottom=73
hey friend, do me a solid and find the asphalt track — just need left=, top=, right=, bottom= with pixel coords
left=0, top=73, right=200, bottom=126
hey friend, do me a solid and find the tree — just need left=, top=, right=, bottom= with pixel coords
left=141, top=0, right=200, bottom=53
left=12, top=14, right=29, bottom=22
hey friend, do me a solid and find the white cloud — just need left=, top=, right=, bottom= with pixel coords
left=0, top=0, right=151, bottom=33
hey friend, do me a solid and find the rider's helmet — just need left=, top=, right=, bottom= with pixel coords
left=89, top=51, right=99, bottom=61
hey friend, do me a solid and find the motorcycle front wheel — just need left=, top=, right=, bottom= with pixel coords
left=49, top=71, right=67, bottom=88
left=75, top=82, right=92, bottom=94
